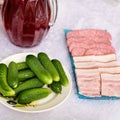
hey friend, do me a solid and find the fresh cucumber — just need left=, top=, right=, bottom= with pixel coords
left=48, top=81, right=62, bottom=94
left=52, top=59, right=69, bottom=87
left=18, top=69, right=35, bottom=81
left=14, top=78, right=44, bottom=94
left=17, top=88, right=51, bottom=104
left=38, top=52, right=60, bottom=82
left=0, top=64, right=15, bottom=96
left=26, top=55, right=52, bottom=84
left=17, top=62, right=28, bottom=71
left=8, top=61, right=19, bottom=88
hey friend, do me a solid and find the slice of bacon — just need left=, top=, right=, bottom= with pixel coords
left=66, top=29, right=112, bottom=40
left=75, top=68, right=101, bottom=97
left=67, top=37, right=112, bottom=46
left=74, top=61, right=118, bottom=69
left=73, top=54, right=116, bottom=62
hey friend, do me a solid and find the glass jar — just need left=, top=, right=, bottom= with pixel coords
left=2, top=0, right=57, bottom=47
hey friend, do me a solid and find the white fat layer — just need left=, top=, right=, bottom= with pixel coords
left=73, top=54, right=116, bottom=62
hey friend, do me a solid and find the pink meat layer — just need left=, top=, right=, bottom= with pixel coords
left=75, top=68, right=101, bottom=97
left=66, top=29, right=115, bottom=56
left=69, top=41, right=113, bottom=52
left=78, top=83, right=101, bottom=97
left=66, top=29, right=112, bottom=40
left=101, top=73, right=120, bottom=97
left=85, top=47, right=115, bottom=56
left=71, top=46, right=115, bottom=56
left=67, top=37, right=111, bottom=47
left=102, top=81, right=120, bottom=97
left=72, top=47, right=86, bottom=56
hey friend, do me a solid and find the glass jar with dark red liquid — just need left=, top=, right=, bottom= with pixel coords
left=2, top=0, right=57, bottom=47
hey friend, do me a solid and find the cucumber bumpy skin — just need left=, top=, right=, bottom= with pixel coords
left=17, top=62, right=28, bottom=71
left=8, top=61, right=19, bottom=88
left=52, top=59, right=69, bottom=87
left=26, top=55, right=53, bottom=85
left=18, top=69, right=35, bottom=82
left=0, top=64, right=15, bottom=96
left=14, top=78, right=44, bottom=94
left=17, top=88, right=51, bottom=104
left=38, top=52, right=60, bottom=82
left=49, top=81, right=62, bottom=94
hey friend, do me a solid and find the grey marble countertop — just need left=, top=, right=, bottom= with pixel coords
left=1, top=0, right=120, bottom=120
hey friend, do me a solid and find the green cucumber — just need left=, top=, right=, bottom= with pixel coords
left=38, top=52, right=60, bottom=82
left=26, top=55, right=52, bottom=84
left=14, top=78, right=44, bottom=94
left=8, top=61, right=19, bottom=88
left=52, top=59, right=69, bottom=87
left=48, top=82, right=62, bottom=94
left=17, top=62, right=28, bottom=71
left=0, top=64, right=15, bottom=96
left=17, top=88, right=51, bottom=104
left=18, top=69, right=35, bottom=81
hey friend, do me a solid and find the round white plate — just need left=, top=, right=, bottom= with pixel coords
left=0, top=53, right=72, bottom=113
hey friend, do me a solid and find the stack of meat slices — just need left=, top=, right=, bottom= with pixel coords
left=100, top=67, right=120, bottom=97
left=66, top=29, right=120, bottom=97
left=75, top=68, right=101, bottom=97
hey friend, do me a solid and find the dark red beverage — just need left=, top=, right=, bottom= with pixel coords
left=2, top=0, right=57, bottom=47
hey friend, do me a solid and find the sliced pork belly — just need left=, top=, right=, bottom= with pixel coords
left=99, top=66, right=120, bottom=73
left=67, top=37, right=112, bottom=46
left=101, top=73, right=120, bottom=81
left=66, top=29, right=120, bottom=98
left=69, top=40, right=115, bottom=56
left=66, top=29, right=112, bottom=40
left=75, top=68, right=99, bottom=75
left=74, top=61, right=118, bottom=69
left=74, top=61, right=98, bottom=69
left=73, top=54, right=116, bottom=62
left=102, top=85, right=120, bottom=97
left=69, top=41, right=94, bottom=52
left=69, top=41, right=113, bottom=52
left=75, top=68, right=101, bottom=97
left=101, top=73, right=120, bottom=97
left=71, top=47, right=86, bottom=56
left=79, top=92, right=100, bottom=97
left=79, top=84, right=101, bottom=97
left=85, top=47, right=115, bottom=56
left=71, top=47, right=115, bottom=56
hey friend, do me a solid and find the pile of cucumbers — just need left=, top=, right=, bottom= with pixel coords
left=0, top=52, right=69, bottom=105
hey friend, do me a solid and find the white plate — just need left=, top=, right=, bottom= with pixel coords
left=0, top=53, right=72, bottom=113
